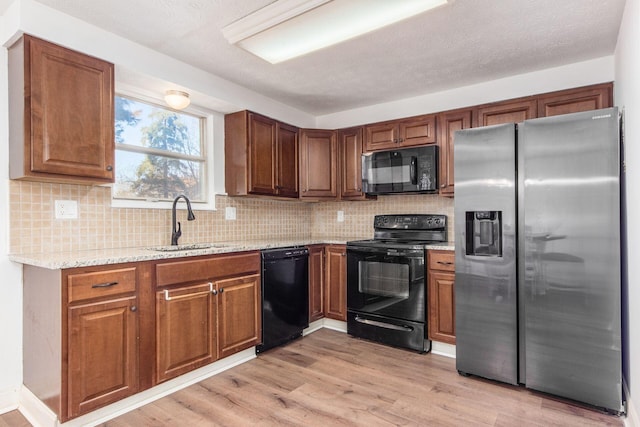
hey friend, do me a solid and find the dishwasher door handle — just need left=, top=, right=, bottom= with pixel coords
left=354, top=316, right=414, bottom=332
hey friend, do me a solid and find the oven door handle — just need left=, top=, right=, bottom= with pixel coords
left=354, top=316, right=414, bottom=332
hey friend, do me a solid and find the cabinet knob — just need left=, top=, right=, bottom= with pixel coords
left=399, top=138, right=404, bottom=143
left=219, top=288, right=224, bottom=293
left=212, top=289, right=218, bottom=295
left=440, top=184, right=445, bottom=188
left=106, top=165, right=113, bottom=172
left=393, top=138, right=398, bottom=143
left=341, top=252, right=346, bottom=257
left=130, top=305, right=137, bottom=312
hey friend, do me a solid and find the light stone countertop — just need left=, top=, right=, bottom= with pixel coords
left=9, top=238, right=454, bottom=270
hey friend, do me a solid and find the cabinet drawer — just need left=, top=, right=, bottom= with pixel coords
left=428, top=250, right=455, bottom=272
left=156, top=252, right=260, bottom=287
left=67, top=267, right=137, bottom=303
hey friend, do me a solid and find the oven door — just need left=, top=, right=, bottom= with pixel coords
left=347, top=245, right=425, bottom=323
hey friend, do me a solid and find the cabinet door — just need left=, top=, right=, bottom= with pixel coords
left=248, top=113, right=278, bottom=195
left=67, top=296, right=137, bottom=418
left=399, top=114, right=437, bottom=147
left=339, top=127, right=368, bottom=200
left=19, top=35, right=114, bottom=182
left=364, top=121, right=398, bottom=151
left=437, top=109, right=472, bottom=196
left=324, top=245, right=347, bottom=321
left=155, top=283, right=216, bottom=383
left=217, top=274, right=261, bottom=359
left=276, top=122, right=299, bottom=198
left=299, top=129, right=338, bottom=199
left=537, top=83, right=613, bottom=117
left=474, top=99, right=537, bottom=127
left=428, top=271, right=456, bottom=344
left=308, top=245, right=325, bottom=322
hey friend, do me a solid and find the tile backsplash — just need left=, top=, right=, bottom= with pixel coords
left=9, top=181, right=454, bottom=254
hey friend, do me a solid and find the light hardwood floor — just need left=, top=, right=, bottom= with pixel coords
left=2, top=329, right=624, bottom=426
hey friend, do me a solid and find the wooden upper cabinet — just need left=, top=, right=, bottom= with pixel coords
left=474, top=98, right=537, bottom=127
left=339, top=127, right=371, bottom=201
left=364, top=114, right=436, bottom=152
left=537, top=83, right=613, bottom=117
left=9, top=34, right=115, bottom=183
left=299, top=129, right=338, bottom=200
left=276, top=122, right=300, bottom=198
left=437, top=109, right=472, bottom=197
left=225, top=111, right=299, bottom=198
left=248, top=113, right=278, bottom=195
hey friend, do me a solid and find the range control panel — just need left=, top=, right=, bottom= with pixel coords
left=373, top=214, right=447, bottom=231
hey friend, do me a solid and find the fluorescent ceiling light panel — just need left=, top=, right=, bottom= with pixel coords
left=222, top=0, right=448, bottom=64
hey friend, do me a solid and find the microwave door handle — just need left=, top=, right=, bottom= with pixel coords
left=410, top=157, right=417, bottom=185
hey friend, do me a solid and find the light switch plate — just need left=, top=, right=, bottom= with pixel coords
left=55, top=200, right=78, bottom=219
left=225, top=206, right=237, bottom=220
left=337, top=210, right=345, bottom=222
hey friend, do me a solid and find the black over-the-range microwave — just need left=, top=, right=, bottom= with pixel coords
left=361, top=145, right=438, bottom=195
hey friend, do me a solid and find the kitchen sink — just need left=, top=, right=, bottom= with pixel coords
left=145, top=243, right=229, bottom=252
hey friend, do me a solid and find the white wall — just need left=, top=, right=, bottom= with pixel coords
left=316, top=57, right=614, bottom=129
left=0, top=26, right=24, bottom=413
left=615, top=0, right=640, bottom=424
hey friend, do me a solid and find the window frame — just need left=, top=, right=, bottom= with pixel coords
left=111, top=86, right=216, bottom=211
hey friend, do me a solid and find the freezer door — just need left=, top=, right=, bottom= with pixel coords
left=454, top=124, right=518, bottom=385
left=520, top=108, right=623, bottom=412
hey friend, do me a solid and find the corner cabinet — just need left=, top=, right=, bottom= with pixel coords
left=308, top=245, right=325, bottom=322
left=427, top=250, right=456, bottom=344
left=324, top=245, right=347, bottom=321
left=299, top=129, right=338, bottom=200
left=154, top=252, right=261, bottom=383
left=8, top=34, right=115, bottom=183
left=23, top=263, right=142, bottom=422
left=225, top=111, right=299, bottom=198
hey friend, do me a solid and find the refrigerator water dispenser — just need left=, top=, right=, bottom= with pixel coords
left=465, top=211, right=502, bottom=256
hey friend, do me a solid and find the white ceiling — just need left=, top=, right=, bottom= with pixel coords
left=1, top=0, right=627, bottom=115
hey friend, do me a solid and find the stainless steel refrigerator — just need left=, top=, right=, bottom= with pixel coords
left=454, top=107, right=623, bottom=413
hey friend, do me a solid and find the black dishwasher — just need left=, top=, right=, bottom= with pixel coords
left=256, top=247, right=309, bottom=354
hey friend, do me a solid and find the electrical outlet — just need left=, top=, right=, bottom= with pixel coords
left=225, top=206, right=237, bottom=220
left=337, top=210, right=345, bottom=222
left=55, top=200, right=78, bottom=219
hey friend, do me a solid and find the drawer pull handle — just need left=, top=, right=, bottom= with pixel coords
left=437, top=261, right=453, bottom=265
left=92, top=281, right=119, bottom=288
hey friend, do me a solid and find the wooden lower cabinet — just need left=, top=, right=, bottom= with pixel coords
left=324, top=245, right=347, bottom=321
left=427, top=250, right=456, bottom=344
left=23, top=263, right=142, bottom=422
left=155, top=282, right=217, bottom=383
left=308, top=245, right=325, bottom=322
left=154, top=252, right=261, bottom=383
left=217, top=274, right=261, bottom=359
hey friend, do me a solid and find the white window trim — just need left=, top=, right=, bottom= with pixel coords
left=111, top=84, right=217, bottom=211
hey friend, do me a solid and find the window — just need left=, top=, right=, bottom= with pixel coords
left=113, top=93, right=213, bottom=207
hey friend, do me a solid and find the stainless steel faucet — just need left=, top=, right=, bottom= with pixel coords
left=171, top=195, right=196, bottom=246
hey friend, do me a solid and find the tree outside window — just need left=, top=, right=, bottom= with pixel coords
left=113, top=95, right=206, bottom=202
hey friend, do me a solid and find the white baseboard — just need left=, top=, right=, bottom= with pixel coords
left=19, top=348, right=255, bottom=427
left=0, top=388, right=19, bottom=415
left=431, top=341, right=456, bottom=358
left=625, top=380, right=638, bottom=427
left=303, top=319, right=324, bottom=335
left=321, top=318, right=347, bottom=332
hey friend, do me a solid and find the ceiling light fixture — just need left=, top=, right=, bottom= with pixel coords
left=164, top=90, right=191, bottom=110
left=222, top=0, right=449, bottom=64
